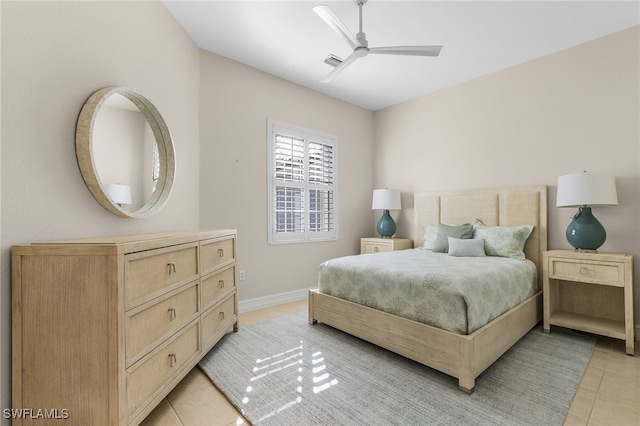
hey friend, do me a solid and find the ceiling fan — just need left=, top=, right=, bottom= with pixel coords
left=313, top=0, right=442, bottom=83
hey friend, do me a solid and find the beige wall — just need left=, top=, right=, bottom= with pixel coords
left=1, top=1, right=201, bottom=416
left=373, top=26, right=640, bottom=318
left=198, top=51, right=375, bottom=301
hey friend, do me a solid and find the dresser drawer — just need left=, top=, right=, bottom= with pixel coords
left=125, top=243, right=199, bottom=307
left=126, top=283, right=199, bottom=366
left=127, top=321, right=200, bottom=417
left=201, top=237, right=235, bottom=275
left=548, top=258, right=625, bottom=287
left=201, top=266, right=236, bottom=311
left=202, top=293, right=236, bottom=349
left=362, top=242, right=391, bottom=253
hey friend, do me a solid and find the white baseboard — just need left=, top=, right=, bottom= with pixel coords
left=238, top=287, right=315, bottom=313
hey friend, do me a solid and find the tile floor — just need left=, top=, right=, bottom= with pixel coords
left=141, top=299, right=640, bottom=426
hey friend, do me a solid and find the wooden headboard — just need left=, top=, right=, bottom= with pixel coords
left=414, top=185, right=548, bottom=288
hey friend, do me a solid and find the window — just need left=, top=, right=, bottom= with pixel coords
left=268, top=120, right=338, bottom=244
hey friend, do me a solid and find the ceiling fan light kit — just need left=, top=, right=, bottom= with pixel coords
left=314, top=0, right=442, bottom=83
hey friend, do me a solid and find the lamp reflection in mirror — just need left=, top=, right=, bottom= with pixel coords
left=556, top=171, right=618, bottom=251
left=106, top=183, right=132, bottom=207
left=372, top=189, right=401, bottom=238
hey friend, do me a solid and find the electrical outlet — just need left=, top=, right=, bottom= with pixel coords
left=239, top=270, right=246, bottom=281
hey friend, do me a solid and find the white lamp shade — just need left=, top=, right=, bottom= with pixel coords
left=556, top=172, right=618, bottom=208
left=372, top=189, right=401, bottom=210
left=106, top=183, right=132, bottom=205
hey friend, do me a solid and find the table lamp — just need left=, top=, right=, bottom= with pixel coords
left=372, top=189, right=401, bottom=238
left=556, top=171, right=618, bottom=251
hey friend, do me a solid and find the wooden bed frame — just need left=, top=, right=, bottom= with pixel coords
left=309, top=185, right=547, bottom=393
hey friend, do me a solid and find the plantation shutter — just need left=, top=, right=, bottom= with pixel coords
left=308, top=140, right=334, bottom=233
left=269, top=121, right=338, bottom=243
left=274, top=133, right=306, bottom=235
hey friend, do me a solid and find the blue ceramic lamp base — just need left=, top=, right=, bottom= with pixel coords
left=566, top=206, right=606, bottom=251
left=377, top=210, right=397, bottom=238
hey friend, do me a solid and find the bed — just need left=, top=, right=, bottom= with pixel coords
left=308, top=185, right=547, bottom=393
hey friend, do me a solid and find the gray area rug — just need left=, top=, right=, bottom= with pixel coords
left=199, top=311, right=595, bottom=426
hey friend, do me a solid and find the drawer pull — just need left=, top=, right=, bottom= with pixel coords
left=373, top=247, right=379, bottom=252
left=218, top=248, right=225, bottom=258
left=168, top=308, right=176, bottom=321
left=219, top=311, right=225, bottom=321
left=579, top=266, right=592, bottom=276
left=167, top=263, right=177, bottom=275
left=219, top=279, right=225, bottom=289
left=168, top=353, right=177, bottom=368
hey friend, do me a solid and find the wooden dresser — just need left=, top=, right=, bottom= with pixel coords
left=12, top=229, right=238, bottom=426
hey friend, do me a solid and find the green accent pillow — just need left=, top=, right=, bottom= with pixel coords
left=448, top=237, right=486, bottom=257
left=432, top=223, right=474, bottom=252
left=473, top=225, right=534, bottom=260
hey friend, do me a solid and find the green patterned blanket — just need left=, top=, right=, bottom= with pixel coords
left=318, top=249, right=537, bottom=334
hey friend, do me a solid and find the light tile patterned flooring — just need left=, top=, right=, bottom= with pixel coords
left=142, top=299, right=640, bottom=426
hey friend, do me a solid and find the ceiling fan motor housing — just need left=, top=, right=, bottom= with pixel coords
left=356, top=32, right=368, bottom=48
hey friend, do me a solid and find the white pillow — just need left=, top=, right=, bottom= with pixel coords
left=447, top=237, right=486, bottom=257
left=422, top=225, right=438, bottom=250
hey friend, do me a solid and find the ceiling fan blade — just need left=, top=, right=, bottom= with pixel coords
left=368, top=45, right=443, bottom=57
left=320, top=51, right=360, bottom=83
left=313, top=5, right=360, bottom=50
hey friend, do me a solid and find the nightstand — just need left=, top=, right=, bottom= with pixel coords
left=360, top=237, right=413, bottom=254
left=543, top=250, right=634, bottom=355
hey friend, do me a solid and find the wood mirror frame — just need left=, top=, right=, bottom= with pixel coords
left=76, top=87, right=175, bottom=219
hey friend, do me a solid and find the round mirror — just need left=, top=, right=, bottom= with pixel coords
left=76, top=87, right=175, bottom=218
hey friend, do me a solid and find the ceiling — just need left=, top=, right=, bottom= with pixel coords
left=162, top=1, right=640, bottom=111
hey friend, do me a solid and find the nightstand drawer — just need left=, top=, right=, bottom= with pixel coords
left=362, top=242, right=391, bottom=253
left=548, top=258, right=625, bottom=287
left=360, top=238, right=412, bottom=254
